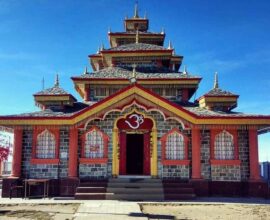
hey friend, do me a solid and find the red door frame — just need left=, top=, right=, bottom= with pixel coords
left=143, top=132, right=151, bottom=175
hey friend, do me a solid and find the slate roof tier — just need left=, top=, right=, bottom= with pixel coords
left=105, top=43, right=170, bottom=52
left=202, top=87, right=239, bottom=97
left=72, top=67, right=200, bottom=79
left=34, top=85, right=70, bottom=95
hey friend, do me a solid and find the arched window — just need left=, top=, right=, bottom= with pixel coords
left=166, top=132, right=185, bottom=160
left=214, top=130, right=234, bottom=160
left=36, top=130, right=56, bottom=159
left=161, top=128, right=189, bottom=165
left=80, top=127, right=109, bottom=163
left=85, top=129, right=104, bottom=158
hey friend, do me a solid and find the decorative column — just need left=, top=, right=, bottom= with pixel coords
left=84, top=84, right=90, bottom=102
left=11, top=128, right=23, bottom=178
left=192, top=128, right=202, bottom=179
left=68, top=128, right=78, bottom=178
left=248, top=128, right=260, bottom=181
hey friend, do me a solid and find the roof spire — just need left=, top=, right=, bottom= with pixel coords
left=108, top=27, right=111, bottom=33
left=168, top=40, right=173, bottom=49
left=42, top=77, right=45, bottom=90
left=161, top=27, right=165, bottom=34
left=55, top=74, right=59, bottom=87
left=134, top=1, right=139, bottom=18
left=84, top=66, right=88, bottom=75
left=144, top=11, right=147, bottom=19
left=214, top=72, right=219, bottom=89
left=101, top=43, right=105, bottom=51
left=183, top=65, right=188, bottom=75
left=135, top=29, right=139, bottom=43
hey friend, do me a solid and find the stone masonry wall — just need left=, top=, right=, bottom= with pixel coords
left=162, top=165, right=189, bottom=179
left=82, top=105, right=189, bottom=179
left=238, top=129, right=250, bottom=180
left=79, top=164, right=107, bottom=179
left=200, top=130, right=211, bottom=179
left=211, top=165, right=241, bottom=181
left=21, top=127, right=70, bottom=179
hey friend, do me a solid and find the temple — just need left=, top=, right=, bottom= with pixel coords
left=1, top=4, right=270, bottom=199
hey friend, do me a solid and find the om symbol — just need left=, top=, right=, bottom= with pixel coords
left=125, top=114, right=144, bottom=129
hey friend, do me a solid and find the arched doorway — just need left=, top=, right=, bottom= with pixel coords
left=112, top=110, right=157, bottom=177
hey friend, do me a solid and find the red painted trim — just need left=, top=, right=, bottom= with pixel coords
left=79, top=158, right=108, bottom=164
left=249, top=129, right=260, bottom=180
left=30, top=158, right=60, bottom=165
left=210, top=129, right=239, bottom=160
left=71, top=77, right=201, bottom=82
left=143, top=132, right=151, bottom=175
left=1, top=83, right=270, bottom=122
left=109, top=32, right=165, bottom=37
left=162, top=160, right=190, bottom=166
left=100, top=49, right=174, bottom=54
left=11, top=129, right=23, bottom=177
left=192, top=128, right=201, bottom=179
left=68, top=128, right=78, bottom=178
left=210, top=159, right=241, bottom=166
left=119, top=132, right=127, bottom=175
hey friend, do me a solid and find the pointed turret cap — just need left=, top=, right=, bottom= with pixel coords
left=213, top=72, right=219, bottom=89
left=55, top=74, right=59, bottom=87
left=134, top=2, right=139, bottom=18
left=168, top=40, right=173, bottom=49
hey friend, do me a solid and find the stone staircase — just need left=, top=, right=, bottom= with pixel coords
left=75, top=178, right=196, bottom=201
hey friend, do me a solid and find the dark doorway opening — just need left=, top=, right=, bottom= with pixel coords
left=126, top=134, right=144, bottom=175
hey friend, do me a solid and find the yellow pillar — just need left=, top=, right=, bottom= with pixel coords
left=112, top=128, right=119, bottom=177
left=151, top=129, right=158, bottom=177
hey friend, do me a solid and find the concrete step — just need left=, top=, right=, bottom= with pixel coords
left=109, top=178, right=161, bottom=183
left=75, top=192, right=107, bottom=200
left=164, top=193, right=196, bottom=200
left=107, top=182, right=163, bottom=188
left=76, top=187, right=107, bottom=193
left=106, top=193, right=164, bottom=201
left=163, top=187, right=195, bottom=194
left=106, top=187, right=163, bottom=194
left=163, top=182, right=193, bottom=188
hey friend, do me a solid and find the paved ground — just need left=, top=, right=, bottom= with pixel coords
left=0, top=197, right=270, bottom=219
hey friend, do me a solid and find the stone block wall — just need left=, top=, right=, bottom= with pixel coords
left=21, top=127, right=70, bottom=179
left=79, top=164, right=107, bottom=179
left=162, top=165, right=189, bottom=179
left=211, top=165, right=241, bottom=181
left=238, top=129, right=249, bottom=180
left=200, top=130, right=211, bottom=179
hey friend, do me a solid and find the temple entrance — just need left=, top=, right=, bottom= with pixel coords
left=126, top=134, right=144, bottom=175
left=114, top=110, right=157, bottom=177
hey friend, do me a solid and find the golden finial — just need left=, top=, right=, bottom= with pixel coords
left=134, top=1, right=139, bottom=18
left=84, top=66, right=88, bottom=75
left=214, top=72, right=219, bottom=89
left=161, top=27, right=165, bottom=34
left=55, top=74, right=59, bottom=87
left=168, top=40, right=173, bottom=49
left=42, top=77, right=45, bottom=90
left=135, top=29, right=139, bottom=43
left=101, top=43, right=105, bottom=51
left=183, top=65, right=188, bottom=75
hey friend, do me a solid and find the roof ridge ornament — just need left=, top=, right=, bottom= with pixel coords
left=214, top=72, right=219, bottom=89
left=108, top=27, right=111, bottom=33
left=168, top=40, right=173, bottom=49
left=101, top=43, right=105, bottom=51
left=130, top=64, right=137, bottom=84
left=183, top=65, right=188, bottom=75
left=134, top=1, right=139, bottom=18
left=55, top=74, right=59, bottom=87
left=84, top=66, right=88, bottom=75
left=135, top=29, right=139, bottom=43
left=161, top=27, right=165, bottom=35
left=42, top=77, right=45, bottom=90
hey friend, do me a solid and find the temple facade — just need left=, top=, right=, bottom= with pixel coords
left=1, top=5, right=270, bottom=198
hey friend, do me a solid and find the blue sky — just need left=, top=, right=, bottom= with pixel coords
left=0, top=0, right=269, bottom=161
